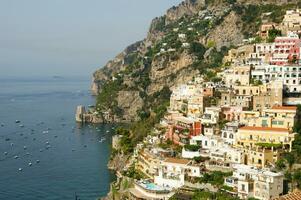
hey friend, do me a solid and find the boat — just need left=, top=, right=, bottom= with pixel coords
left=14, top=156, right=19, bottom=159
left=23, top=146, right=27, bottom=150
left=15, top=120, right=20, bottom=123
left=18, top=168, right=23, bottom=171
left=4, top=152, right=8, bottom=155
left=28, top=162, right=32, bottom=166
left=36, top=160, right=40, bottom=163
left=19, top=124, right=24, bottom=128
left=106, top=130, right=110, bottom=133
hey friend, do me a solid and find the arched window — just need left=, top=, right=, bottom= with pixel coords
left=229, top=134, right=234, bottom=139
left=223, top=132, right=227, bottom=138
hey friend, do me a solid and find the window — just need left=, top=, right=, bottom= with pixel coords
left=241, top=184, right=246, bottom=192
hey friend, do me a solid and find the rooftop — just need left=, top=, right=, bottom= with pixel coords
left=164, top=158, right=190, bottom=165
left=271, top=106, right=297, bottom=111
left=273, top=190, right=301, bottom=200
left=239, top=126, right=289, bottom=132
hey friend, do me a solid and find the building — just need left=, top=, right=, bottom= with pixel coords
left=136, top=148, right=171, bottom=178
left=223, top=65, right=251, bottom=87
left=169, top=84, right=205, bottom=118
left=129, top=180, right=175, bottom=200
left=221, top=121, right=240, bottom=145
left=261, top=106, right=297, bottom=130
left=201, top=107, right=221, bottom=125
left=225, top=164, right=284, bottom=200
left=154, top=158, right=201, bottom=189
left=271, top=32, right=301, bottom=66
left=281, top=9, right=301, bottom=34
left=236, top=126, right=295, bottom=151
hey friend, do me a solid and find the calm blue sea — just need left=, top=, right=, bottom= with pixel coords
left=0, top=76, right=115, bottom=200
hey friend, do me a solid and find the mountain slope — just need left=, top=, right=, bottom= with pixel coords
left=92, top=0, right=300, bottom=122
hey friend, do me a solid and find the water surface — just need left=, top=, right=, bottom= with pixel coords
left=0, top=77, right=114, bottom=200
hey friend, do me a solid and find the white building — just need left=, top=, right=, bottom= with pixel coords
left=221, top=121, right=240, bottom=145
left=201, top=107, right=221, bottom=125
left=154, top=158, right=201, bottom=189
left=225, top=164, right=284, bottom=200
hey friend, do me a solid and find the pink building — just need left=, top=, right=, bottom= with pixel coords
left=271, top=32, right=301, bottom=65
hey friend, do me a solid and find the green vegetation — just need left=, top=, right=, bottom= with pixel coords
left=250, top=78, right=263, bottom=86
left=184, top=144, right=200, bottom=152
left=233, top=4, right=297, bottom=37
left=197, top=171, right=232, bottom=186
left=267, top=28, right=282, bottom=43
left=96, top=77, right=125, bottom=117
left=194, top=156, right=210, bottom=163
left=192, top=190, right=239, bottom=200
left=122, top=164, right=146, bottom=180
left=255, top=143, right=283, bottom=149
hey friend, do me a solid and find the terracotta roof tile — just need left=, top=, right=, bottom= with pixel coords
left=239, top=126, right=289, bottom=132
left=164, top=158, right=190, bottom=165
left=271, top=106, right=297, bottom=111
left=274, top=190, right=301, bottom=200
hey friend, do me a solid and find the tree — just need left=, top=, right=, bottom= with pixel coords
left=267, top=28, right=282, bottom=42
left=284, top=153, right=295, bottom=171
left=275, top=159, right=286, bottom=171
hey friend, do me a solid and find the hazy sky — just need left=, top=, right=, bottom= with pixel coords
left=0, top=0, right=182, bottom=78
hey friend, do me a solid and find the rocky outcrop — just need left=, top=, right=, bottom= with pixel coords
left=91, top=0, right=301, bottom=122
left=116, top=91, right=143, bottom=121
left=206, top=11, right=244, bottom=49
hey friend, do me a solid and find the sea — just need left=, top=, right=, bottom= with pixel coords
left=0, top=76, right=115, bottom=200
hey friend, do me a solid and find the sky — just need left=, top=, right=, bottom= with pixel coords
left=0, top=0, right=183, bottom=78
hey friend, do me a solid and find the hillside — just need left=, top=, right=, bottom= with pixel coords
left=92, top=0, right=301, bottom=123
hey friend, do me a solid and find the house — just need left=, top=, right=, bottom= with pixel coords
left=236, top=126, right=295, bottom=151
left=154, top=158, right=201, bottom=189
left=225, top=164, right=284, bottom=200
left=201, top=107, right=221, bottom=125
left=271, top=32, right=301, bottom=66
left=221, top=121, right=240, bottom=145
left=223, top=65, right=251, bottom=87
left=281, top=9, right=301, bottom=34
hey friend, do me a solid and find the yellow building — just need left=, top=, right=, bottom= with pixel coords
left=262, top=106, right=297, bottom=130
left=236, top=126, right=295, bottom=151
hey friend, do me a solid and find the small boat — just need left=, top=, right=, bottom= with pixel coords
left=28, top=162, right=32, bottom=166
left=23, top=146, right=27, bottom=150
left=19, top=124, right=24, bottom=128
left=18, top=168, right=23, bottom=171
left=11, top=143, right=14, bottom=146
left=15, top=120, right=21, bottom=123
left=42, top=130, right=49, bottom=134
left=4, top=152, right=8, bottom=155
left=39, top=149, right=43, bottom=152
left=14, top=156, right=19, bottom=159
left=36, top=160, right=40, bottom=163
left=106, top=130, right=110, bottom=133
left=26, top=152, right=30, bottom=155
left=46, top=141, right=49, bottom=145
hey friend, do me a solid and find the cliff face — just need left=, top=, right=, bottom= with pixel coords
left=92, top=0, right=300, bottom=122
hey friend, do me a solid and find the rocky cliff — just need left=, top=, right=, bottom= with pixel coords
left=92, top=0, right=300, bottom=122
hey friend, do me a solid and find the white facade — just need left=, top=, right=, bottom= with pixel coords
left=154, top=158, right=201, bottom=189
left=201, top=107, right=221, bottom=125
left=221, top=121, right=239, bottom=145
left=225, top=164, right=284, bottom=200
